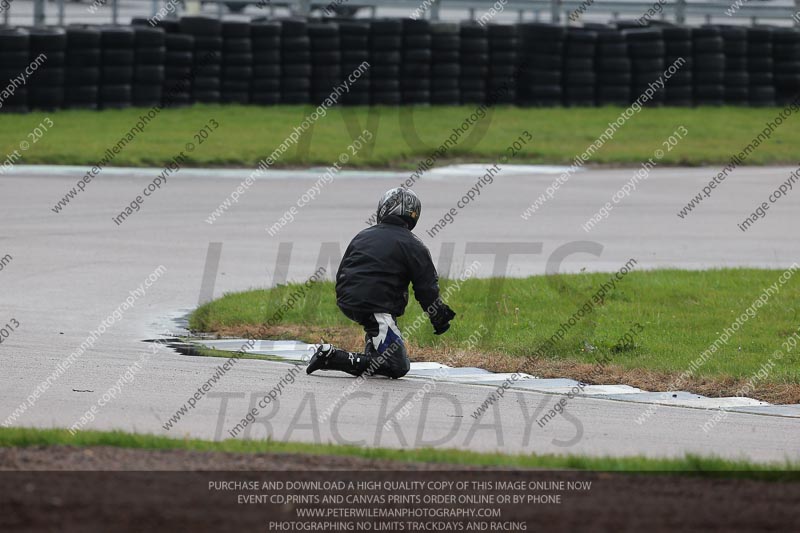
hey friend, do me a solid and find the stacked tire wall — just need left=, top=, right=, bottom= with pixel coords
left=221, top=21, right=252, bottom=105
left=370, top=19, right=401, bottom=105
left=1, top=18, right=799, bottom=112
left=662, top=26, right=692, bottom=106
left=28, top=28, right=66, bottom=110
left=132, top=26, right=165, bottom=108
left=250, top=21, right=281, bottom=106
left=280, top=19, right=309, bottom=104
left=64, top=27, right=100, bottom=110
left=339, top=21, right=370, bottom=105
left=431, top=22, right=460, bottom=105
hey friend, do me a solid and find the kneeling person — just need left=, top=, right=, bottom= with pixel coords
left=306, top=188, right=455, bottom=379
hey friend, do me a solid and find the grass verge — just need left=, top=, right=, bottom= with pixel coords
left=3, top=105, right=800, bottom=168
left=1, top=427, right=797, bottom=477
left=190, top=268, right=800, bottom=404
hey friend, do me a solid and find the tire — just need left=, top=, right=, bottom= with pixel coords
left=103, top=49, right=135, bottom=65
left=693, top=53, right=724, bottom=70
left=254, top=50, right=280, bottom=64
left=564, top=71, right=595, bottom=85
left=629, top=42, right=665, bottom=58
left=252, top=78, right=280, bottom=91
left=370, top=20, right=402, bottom=35
left=461, top=39, right=488, bottom=54
left=133, top=26, right=165, bottom=47
left=631, top=58, right=665, bottom=72
left=281, top=90, right=310, bottom=104
left=65, top=85, right=98, bottom=103
left=29, top=28, right=67, bottom=52
left=402, top=90, right=430, bottom=104
left=252, top=21, right=280, bottom=38
left=65, top=67, right=100, bottom=84
left=224, top=39, right=252, bottom=54
left=194, top=90, right=220, bottom=103
left=310, top=37, right=340, bottom=52
left=166, top=33, right=194, bottom=51
left=166, top=51, right=193, bottom=66
left=193, top=77, right=220, bottom=90
left=342, top=35, right=369, bottom=49
left=165, top=66, right=192, bottom=79
left=251, top=91, right=281, bottom=105
left=282, top=77, right=310, bottom=91
left=100, top=84, right=132, bottom=101
left=135, top=65, right=165, bottom=83
left=431, top=77, right=459, bottom=90
left=404, top=34, right=432, bottom=49
left=402, top=19, right=430, bottom=35
left=460, top=64, right=488, bottom=78
left=312, top=51, right=341, bottom=64
left=598, top=43, right=627, bottom=56
left=0, top=51, right=32, bottom=68
left=222, top=80, right=250, bottom=92
left=282, top=64, right=311, bottom=77
left=404, top=49, right=431, bottom=63
left=432, top=34, right=459, bottom=50
left=694, top=70, right=724, bottom=84
left=221, top=91, right=250, bottom=104
left=518, top=39, right=564, bottom=54
left=372, top=35, right=402, bottom=50
left=224, top=53, right=253, bottom=66
left=133, top=84, right=162, bottom=101
left=66, top=27, right=101, bottom=48
left=693, top=37, right=723, bottom=53
left=222, top=21, right=250, bottom=39
left=283, top=35, right=310, bottom=49
left=29, top=87, right=64, bottom=109
left=371, top=51, right=401, bottom=64
left=564, top=58, right=593, bottom=71
left=102, top=66, right=133, bottom=83
left=597, top=86, right=631, bottom=103
left=564, top=43, right=595, bottom=57
left=100, top=27, right=135, bottom=48
left=253, top=36, right=280, bottom=51
left=195, top=36, right=223, bottom=51
left=371, top=79, right=400, bottom=91
left=282, top=50, right=310, bottom=64
left=747, top=43, right=771, bottom=57
left=747, top=27, right=773, bottom=44
left=340, top=91, right=371, bottom=106
left=458, top=78, right=484, bottom=91
left=136, top=47, right=166, bottom=65
left=371, top=65, right=399, bottom=78
left=254, top=65, right=280, bottom=78
left=180, top=16, right=222, bottom=36
left=342, top=49, right=369, bottom=63
left=195, top=63, right=221, bottom=77
left=725, top=71, right=749, bottom=86
left=622, top=28, right=662, bottom=43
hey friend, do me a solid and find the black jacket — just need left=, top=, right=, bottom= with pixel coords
left=336, top=216, right=440, bottom=317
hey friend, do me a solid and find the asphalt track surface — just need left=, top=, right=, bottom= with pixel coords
left=2, top=164, right=799, bottom=462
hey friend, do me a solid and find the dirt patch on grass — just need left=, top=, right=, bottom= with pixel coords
left=209, top=324, right=800, bottom=405
left=2, top=446, right=799, bottom=532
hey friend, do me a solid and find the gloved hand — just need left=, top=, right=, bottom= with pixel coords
left=428, top=300, right=456, bottom=335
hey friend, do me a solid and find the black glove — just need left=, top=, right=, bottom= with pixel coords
left=428, top=300, right=456, bottom=335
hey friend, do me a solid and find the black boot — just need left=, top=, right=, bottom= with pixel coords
left=306, top=344, right=335, bottom=375
left=324, top=348, right=372, bottom=377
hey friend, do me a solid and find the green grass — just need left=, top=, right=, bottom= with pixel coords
left=1, top=427, right=797, bottom=477
left=190, top=269, right=800, bottom=385
left=4, top=105, right=800, bottom=168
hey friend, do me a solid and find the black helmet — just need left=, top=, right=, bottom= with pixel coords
left=376, top=187, right=421, bottom=230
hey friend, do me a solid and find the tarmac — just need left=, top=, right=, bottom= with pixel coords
left=1, top=163, right=799, bottom=462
